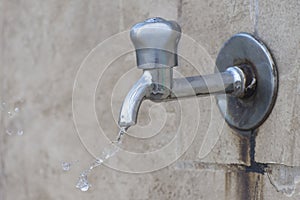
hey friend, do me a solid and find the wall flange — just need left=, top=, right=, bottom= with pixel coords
left=215, top=33, right=278, bottom=131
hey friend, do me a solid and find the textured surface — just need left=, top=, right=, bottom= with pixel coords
left=1, top=0, right=300, bottom=199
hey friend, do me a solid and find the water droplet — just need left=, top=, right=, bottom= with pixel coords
left=17, top=130, right=24, bottom=136
left=76, top=174, right=91, bottom=192
left=61, top=162, right=71, bottom=171
left=6, top=117, right=23, bottom=136
left=7, top=111, right=13, bottom=118
left=3, top=103, right=24, bottom=136
left=6, top=130, right=12, bottom=136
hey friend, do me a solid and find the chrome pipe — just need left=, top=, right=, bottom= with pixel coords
left=171, top=66, right=246, bottom=98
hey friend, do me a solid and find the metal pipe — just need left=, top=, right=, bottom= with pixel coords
left=171, top=66, right=246, bottom=98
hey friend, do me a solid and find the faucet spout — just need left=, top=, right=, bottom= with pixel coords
left=118, top=71, right=153, bottom=129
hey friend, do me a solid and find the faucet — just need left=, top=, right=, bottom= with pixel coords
left=118, top=17, right=278, bottom=136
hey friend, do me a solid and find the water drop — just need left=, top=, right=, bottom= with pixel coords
left=76, top=173, right=91, bottom=192
left=3, top=103, right=24, bottom=136
left=7, top=111, right=13, bottom=118
left=17, top=130, right=24, bottom=136
left=6, top=117, right=23, bottom=136
left=6, top=130, right=12, bottom=136
left=14, top=107, right=19, bottom=113
left=61, top=162, right=71, bottom=171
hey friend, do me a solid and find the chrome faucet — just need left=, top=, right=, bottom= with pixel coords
left=118, top=17, right=278, bottom=135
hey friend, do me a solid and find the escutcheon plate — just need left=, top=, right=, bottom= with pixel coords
left=215, top=33, right=278, bottom=131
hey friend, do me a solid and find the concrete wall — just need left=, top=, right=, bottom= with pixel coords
left=1, top=0, right=300, bottom=199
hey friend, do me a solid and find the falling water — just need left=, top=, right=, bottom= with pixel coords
left=75, top=127, right=127, bottom=192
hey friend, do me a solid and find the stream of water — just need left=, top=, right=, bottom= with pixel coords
left=75, top=128, right=126, bottom=192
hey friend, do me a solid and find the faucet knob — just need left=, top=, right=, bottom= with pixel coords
left=130, top=17, right=181, bottom=69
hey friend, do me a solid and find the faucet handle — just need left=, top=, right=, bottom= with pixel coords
left=130, top=17, right=181, bottom=69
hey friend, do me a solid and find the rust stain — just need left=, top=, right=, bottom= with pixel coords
left=235, top=129, right=265, bottom=199
left=225, top=172, right=232, bottom=200
left=238, top=134, right=250, bottom=164
left=236, top=172, right=264, bottom=200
